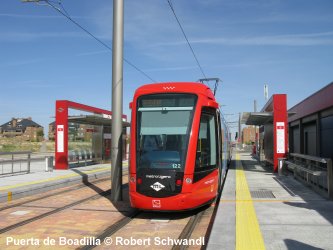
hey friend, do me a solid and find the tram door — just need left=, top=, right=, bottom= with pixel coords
left=195, top=108, right=218, bottom=200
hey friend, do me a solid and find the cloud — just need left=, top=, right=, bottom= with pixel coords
left=0, top=13, right=61, bottom=19
left=0, top=58, right=43, bottom=68
left=141, top=59, right=299, bottom=73
left=156, top=31, right=333, bottom=47
left=247, top=14, right=333, bottom=24
left=90, top=1, right=177, bottom=43
left=76, top=50, right=110, bottom=57
left=143, top=65, right=199, bottom=72
left=0, top=31, right=85, bottom=42
left=3, top=80, right=55, bottom=89
left=0, top=13, right=91, bottom=20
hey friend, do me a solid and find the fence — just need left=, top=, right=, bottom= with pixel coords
left=285, top=153, right=333, bottom=200
left=1, top=150, right=105, bottom=176
left=0, top=151, right=31, bottom=176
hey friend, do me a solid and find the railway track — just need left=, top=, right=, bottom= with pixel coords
left=1, top=165, right=229, bottom=249
left=0, top=177, right=111, bottom=212
left=172, top=210, right=205, bottom=250
left=0, top=173, right=129, bottom=235
left=78, top=166, right=229, bottom=249
left=78, top=206, right=208, bottom=250
left=80, top=209, right=141, bottom=250
left=78, top=166, right=230, bottom=250
left=0, top=188, right=115, bottom=234
left=1, top=185, right=213, bottom=249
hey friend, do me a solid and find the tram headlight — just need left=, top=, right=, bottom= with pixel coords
left=185, top=178, right=192, bottom=184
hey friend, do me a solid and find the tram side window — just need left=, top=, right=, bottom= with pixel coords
left=196, top=112, right=217, bottom=169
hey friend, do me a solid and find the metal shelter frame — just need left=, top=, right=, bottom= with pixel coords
left=242, top=94, right=288, bottom=172
left=55, top=100, right=127, bottom=170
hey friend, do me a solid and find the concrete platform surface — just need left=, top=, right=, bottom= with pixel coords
left=208, top=151, right=333, bottom=250
left=0, top=161, right=127, bottom=203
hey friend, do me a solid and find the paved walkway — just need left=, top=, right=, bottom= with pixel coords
left=208, top=150, right=333, bottom=250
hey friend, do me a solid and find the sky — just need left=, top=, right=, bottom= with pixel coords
left=1, top=0, right=333, bottom=138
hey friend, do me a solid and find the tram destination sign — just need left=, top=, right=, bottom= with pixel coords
left=140, top=94, right=196, bottom=108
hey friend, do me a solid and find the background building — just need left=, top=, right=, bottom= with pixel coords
left=0, top=117, right=44, bottom=141
left=242, top=126, right=258, bottom=145
left=48, top=122, right=93, bottom=142
left=288, top=82, right=333, bottom=160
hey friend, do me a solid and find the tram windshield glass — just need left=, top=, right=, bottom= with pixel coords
left=136, top=94, right=197, bottom=170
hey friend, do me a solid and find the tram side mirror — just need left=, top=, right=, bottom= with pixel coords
left=235, top=132, right=238, bottom=140
left=207, top=101, right=219, bottom=108
left=129, top=102, right=133, bottom=110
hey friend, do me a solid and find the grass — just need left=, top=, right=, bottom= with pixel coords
left=0, top=138, right=92, bottom=153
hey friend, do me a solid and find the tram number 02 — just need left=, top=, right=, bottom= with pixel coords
left=172, top=163, right=181, bottom=169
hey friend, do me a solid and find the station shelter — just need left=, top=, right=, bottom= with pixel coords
left=288, top=82, right=333, bottom=160
left=55, top=100, right=129, bottom=170
left=241, top=94, right=288, bottom=172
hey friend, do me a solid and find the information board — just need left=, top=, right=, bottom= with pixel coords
left=276, top=122, right=285, bottom=153
left=57, top=125, right=64, bottom=153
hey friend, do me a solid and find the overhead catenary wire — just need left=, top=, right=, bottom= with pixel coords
left=24, top=0, right=156, bottom=83
left=57, top=1, right=70, bottom=17
left=166, top=0, right=207, bottom=79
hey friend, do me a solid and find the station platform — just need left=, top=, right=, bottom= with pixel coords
left=2, top=151, right=333, bottom=249
left=208, top=150, right=333, bottom=250
left=0, top=162, right=127, bottom=203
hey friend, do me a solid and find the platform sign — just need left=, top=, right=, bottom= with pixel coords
left=57, top=125, right=64, bottom=153
left=104, top=133, right=112, bottom=139
left=276, top=122, right=285, bottom=153
left=102, top=114, right=112, bottom=119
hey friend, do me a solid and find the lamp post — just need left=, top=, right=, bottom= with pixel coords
left=111, top=0, right=124, bottom=202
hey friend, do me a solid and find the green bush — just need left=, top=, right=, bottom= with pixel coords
left=2, top=144, right=17, bottom=152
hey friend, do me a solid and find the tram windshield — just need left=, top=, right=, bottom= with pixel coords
left=136, top=94, right=197, bottom=170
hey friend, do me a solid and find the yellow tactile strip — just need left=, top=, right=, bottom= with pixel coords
left=236, top=153, right=265, bottom=250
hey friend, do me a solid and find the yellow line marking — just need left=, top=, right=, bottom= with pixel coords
left=0, top=163, right=128, bottom=191
left=8, top=192, right=12, bottom=202
left=222, top=199, right=293, bottom=203
left=236, top=153, right=265, bottom=250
